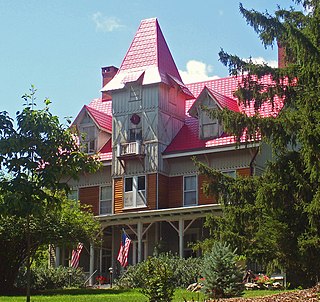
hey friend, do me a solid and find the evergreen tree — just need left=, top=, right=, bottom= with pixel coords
left=197, top=0, right=320, bottom=287
left=201, top=241, right=244, bottom=299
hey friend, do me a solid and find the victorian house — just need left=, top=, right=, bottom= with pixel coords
left=54, top=18, right=282, bottom=284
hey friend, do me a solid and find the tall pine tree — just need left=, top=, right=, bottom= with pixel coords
left=197, top=0, right=320, bottom=287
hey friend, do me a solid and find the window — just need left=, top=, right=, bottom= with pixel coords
left=222, top=170, right=237, bottom=178
left=130, top=85, right=142, bottom=101
left=183, top=175, right=197, bottom=206
left=200, top=111, right=220, bottom=139
left=81, top=125, right=97, bottom=153
left=68, top=189, right=78, bottom=201
left=129, top=127, right=142, bottom=142
left=124, top=176, right=146, bottom=208
left=100, top=186, right=112, bottom=215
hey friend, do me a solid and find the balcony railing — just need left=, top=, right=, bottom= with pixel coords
left=117, top=141, right=145, bottom=158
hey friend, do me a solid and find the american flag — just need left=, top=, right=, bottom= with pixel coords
left=117, top=232, right=131, bottom=267
left=70, top=243, right=83, bottom=268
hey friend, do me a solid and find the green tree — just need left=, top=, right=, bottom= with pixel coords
left=0, top=87, right=101, bottom=299
left=197, top=0, right=320, bottom=287
left=201, top=241, right=244, bottom=299
left=0, top=195, right=100, bottom=292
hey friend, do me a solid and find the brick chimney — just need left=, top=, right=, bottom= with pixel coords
left=101, top=66, right=118, bottom=100
left=277, top=42, right=286, bottom=68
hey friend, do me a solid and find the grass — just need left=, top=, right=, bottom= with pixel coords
left=0, top=287, right=289, bottom=302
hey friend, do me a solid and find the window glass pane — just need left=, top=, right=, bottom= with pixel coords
left=100, top=186, right=112, bottom=200
left=82, top=126, right=95, bottom=141
left=184, top=192, right=197, bottom=206
left=100, top=200, right=112, bottom=215
left=125, top=177, right=133, bottom=192
left=129, top=128, right=142, bottom=142
left=223, top=171, right=236, bottom=178
left=138, top=176, right=145, bottom=191
left=184, top=176, right=196, bottom=190
left=68, top=189, right=78, bottom=201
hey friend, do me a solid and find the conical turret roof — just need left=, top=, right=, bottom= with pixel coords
left=101, top=18, right=193, bottom=98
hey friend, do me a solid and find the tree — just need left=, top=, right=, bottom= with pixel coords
left=201, top=241, right=244, bottom=299
left=0, top=194, right=100, bottom=293
left=197, top=0, right=320, bottom=287
left=0, top=87, right=101, bottom=299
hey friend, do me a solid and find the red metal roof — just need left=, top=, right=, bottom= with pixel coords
left=85, top=105, right=112, bottom=132
left=101, top=18, right=193, bottom=98
left=76, top=19, right=283, bottom=159
left=164, top=75, right=282, bottom=155
left=98, top=139, right=112, bottom=161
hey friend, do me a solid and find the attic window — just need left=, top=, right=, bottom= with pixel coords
left=80, top=125, right=97, bottom=154
left=199, top=110, right=221, bottom=139
left=129, top=85, right=142, bottom=101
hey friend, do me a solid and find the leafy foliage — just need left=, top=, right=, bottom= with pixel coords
left=196, top=0, right=320, bottom=288
left=0, top=87, right=101, bottom=295
left=201, top=241, right=244, bottom=299
left=116, top=253, right=203, bottom=289
left=0, top=196, right=100, bottom=293
left=140, top=256, right=175, bottom=302
left=16, top=266, right=86, bottom=290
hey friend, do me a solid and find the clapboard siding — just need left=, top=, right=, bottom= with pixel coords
left=167, top=176, right=183, bottom=208
left=79, top=186, right=99, bottom=215
left=198, top=174, right=216, bottom=205
left=237, top=167, right=251, bottom=177
left=158, top=174, right=169, bottom=209
left=147, top=174, right=157, bottom=210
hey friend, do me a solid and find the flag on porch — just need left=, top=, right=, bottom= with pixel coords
left=70, top=243, right=83, bottom=268
left=117, top=231, right=131, bottom=267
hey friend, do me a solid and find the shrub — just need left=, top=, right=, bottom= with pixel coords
left=140, top=256, right=175, bottom=302
left=16, top=266, right=86, bottom=290
left=116, top=253, right=203, bottom=289
left=201, top=241, right=244, bottom=299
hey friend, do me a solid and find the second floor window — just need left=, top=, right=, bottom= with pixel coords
left=184, top=175, right=197, bottom=206
left=68, top=189, right=78, bottom=202
left=81, top=125, right=96, bottom=153
left=100, top=186, right=112, bottom=215
left=124, top=175, right=146, bottom=208
left=199, top=110, right=220, bottom=139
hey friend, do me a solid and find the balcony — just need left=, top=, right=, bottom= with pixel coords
left=117, top=141, right=145, bottom=159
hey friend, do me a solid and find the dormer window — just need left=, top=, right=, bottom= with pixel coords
left=79, top=113, right=97, bottom=154
left=130, top=85, right=142, bottom=102
left=81, top=125, right=97, bottom=153
left=199, top=110, right=221, bottom=139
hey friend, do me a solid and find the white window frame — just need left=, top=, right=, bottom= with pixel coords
left=183, top=175, right=198, bottom=206
left=200, top=110, right=220, bottom=139
left=124, top=175, right=147, bottom=209
left=100, top=185, right=112, bottom=215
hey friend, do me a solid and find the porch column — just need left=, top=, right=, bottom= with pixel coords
left=137, top=221, right=143, bottom=263
left=55, top=246, right=60, bottom=267
left=99, top=247, right=103, bottom=274
left=178, top=218, right=184, bottom=258
left=89, top=243, right=94, bottom=286
left=132, top=241, right=137, bottom=265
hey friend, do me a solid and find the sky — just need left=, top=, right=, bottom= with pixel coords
left=0, top=0, right=301, bottom=122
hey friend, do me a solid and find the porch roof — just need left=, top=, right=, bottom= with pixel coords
left=97, top=204, right=222, bottom=227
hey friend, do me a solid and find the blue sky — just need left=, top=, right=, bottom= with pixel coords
left=0, top=0, right=299, bottom=122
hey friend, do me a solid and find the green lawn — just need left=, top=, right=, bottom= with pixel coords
left=0, top=288, right=288, bottom=302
